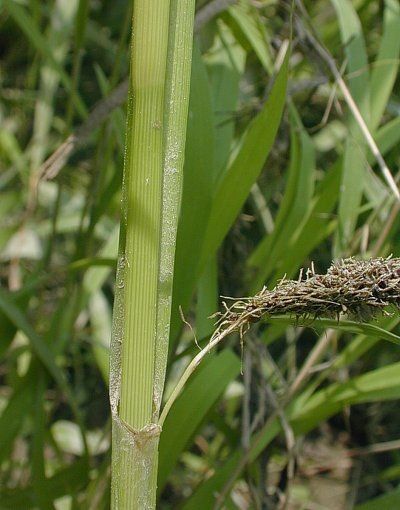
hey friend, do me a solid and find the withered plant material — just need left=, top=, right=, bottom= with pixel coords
left=214, top=257, right=400, bottom=336
left=159, top=258, right=400, bottom=425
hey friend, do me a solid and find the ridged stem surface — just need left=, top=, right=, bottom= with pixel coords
left=110, top=0, right=195, bottom=507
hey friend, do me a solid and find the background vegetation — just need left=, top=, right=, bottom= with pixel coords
left=1, top=0, right=400, bottom=508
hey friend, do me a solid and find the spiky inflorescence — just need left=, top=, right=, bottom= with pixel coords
left=214, top=258, right=400, bottom=336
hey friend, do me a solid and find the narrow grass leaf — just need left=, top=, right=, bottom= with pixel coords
left=158, top=349, right=240, bottom=491
left=355, top=487, right=400, bottom=510
left=204, top=22, right=245, bottom=176
left=267, top=315, right=400, bottom=346
left=185, top=359, right=400, bottom=508
left=247, top=121, right=300, bottom=273
left=3, top=0, right=86, bottom=118
left=375, top=116, right=400, bottom=158
left=333, top=138, right=365, bottom=256
left=0, top=288, right=68, bottom=389
left=0, top=459, right=90, bottom=509
left=293, top=361, right=400, bottom=432
left=227, top=0, right=273, bottom=74
left=89, top=291, right=111, bottom=383
left=251, top=159, right=340, bottom=290
left=200, top=47, right=289, bottom=270
left=0, top=287, right=86, bottom=455
left=196, top=256, right=219, bottom=339
left=82, top=225, right=119, bottom=297
left=331, top=0, right=370, bottom=256
left=32, top=374, right=54, bottom=510
left=370, top=0, right=400, bottom=130
left=0, top=373, right=34, bottom=462
left=328, top=315, right=400, bottom=371
left=249, top=108, right=315, bottom=288
left=330, top=0, right=370, bottom=121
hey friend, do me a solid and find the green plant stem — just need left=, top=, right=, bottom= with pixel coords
left=159, top=323, right=237, bottom=427
left=119, top=0, right=171, bottom=431
left=110, top=0, right=195, bottom=507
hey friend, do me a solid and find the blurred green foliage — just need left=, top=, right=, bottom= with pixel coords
left=1, top=0, right=400, bottom=508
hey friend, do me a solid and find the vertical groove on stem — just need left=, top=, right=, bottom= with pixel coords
left=153, top=0, right=196, bottom=419
left=110, top=0, right=195, bottom=507
left=111, top=2, right=171, bottom=508
left=120, top=0, right=171, bottom=430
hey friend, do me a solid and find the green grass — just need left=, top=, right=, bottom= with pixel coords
left=1, top=0, right=400, bottom=508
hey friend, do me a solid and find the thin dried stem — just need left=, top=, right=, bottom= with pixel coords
left=288, top=328, right=335, bottom=398
left=372, top=201, right=400, bottom=257
left=295, top=0, right=400, bottom=200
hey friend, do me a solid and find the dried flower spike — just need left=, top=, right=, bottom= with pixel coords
left=160, top=257, right=400, bottom=426
left=214, top=257, right=400, bottom=336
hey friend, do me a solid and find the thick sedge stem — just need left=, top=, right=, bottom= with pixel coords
left=110, top=0, right=195, bottom=507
